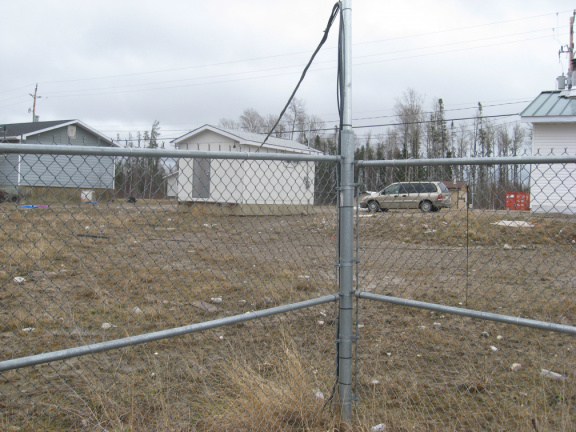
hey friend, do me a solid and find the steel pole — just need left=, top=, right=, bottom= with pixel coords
left=338, top=0, right=354, bottom=424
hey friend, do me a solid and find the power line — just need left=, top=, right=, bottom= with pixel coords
left=30, top=30, right=564, bottom=97
left=265, top=113, right=522, bottom=135
left=353, top=113, right=519, bottom=130
left=31, top=10, right=576, bottom=87
left=355, top=10, right=572, bottom=46
left=21, top=31, right=565, bottom=102
left=351, top=118, right=527, bottom=141
left=349, top=101, right=531, bottom=123
left=353, top=27, right=560, bottom=61
left=1, top=8, right=570, bottom=96
left=353, top=33, right=567, bottom=68
left=103, top=112, right=524, bottom=144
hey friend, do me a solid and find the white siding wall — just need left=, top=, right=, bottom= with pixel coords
left=176, top=131, right=245, bottom=203
left=176, top=130, right=315, bottom=206
left=241, top=160, right=315, bottom=205
left=531, top=123, right=576, bottom=214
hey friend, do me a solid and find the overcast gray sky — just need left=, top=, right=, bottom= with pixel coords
left=1, top=1, right=575, bottom=143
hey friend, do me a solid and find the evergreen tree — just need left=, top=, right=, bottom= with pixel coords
left=115, top=121, right=167, bottom=199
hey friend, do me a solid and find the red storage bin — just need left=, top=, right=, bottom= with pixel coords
left=505, top=192, right=530, bottom=211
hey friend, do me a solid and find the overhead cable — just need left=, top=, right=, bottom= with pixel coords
left=259, top=2, right=341, bottom=148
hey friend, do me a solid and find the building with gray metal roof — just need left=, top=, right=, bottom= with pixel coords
left=521, top=90, right=576, bottom=214
left=521, top=90, right=576, bottom=122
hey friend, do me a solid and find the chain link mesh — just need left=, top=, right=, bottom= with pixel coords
left=1, top=148, right=575, bottom=431
left=0, top=152, right=338, bottom=431
left=356, top=160, right=576, bottom=431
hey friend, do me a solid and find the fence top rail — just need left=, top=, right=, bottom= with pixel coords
left=357, top=155, right=576, bottom=167
left=0, top=143, right=339, bottom=162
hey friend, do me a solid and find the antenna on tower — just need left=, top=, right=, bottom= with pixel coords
left=557, top=11, right=576, bottom=92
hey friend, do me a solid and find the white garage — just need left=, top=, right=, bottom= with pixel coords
left=171, top=125, right=321, bottom=215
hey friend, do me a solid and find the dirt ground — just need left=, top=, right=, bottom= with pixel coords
left=0, top=201, right=575, bottom=431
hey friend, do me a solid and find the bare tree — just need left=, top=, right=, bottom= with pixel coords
left=307, top=114, right=325, bottom=145
left=239, top=108, right=266, bottom=132
left=453, top=122, right=469, bottom=182
left=394, top=89, right=425, bottom=180
left=511, top=122, right=528, bottom=188
left=218, top=118, right=239, bottom=130
left=263, top=114, right=288, bottom=138
left=218, top=99, right=322, bottom=145
left=285, top=98, right=308, bottom=143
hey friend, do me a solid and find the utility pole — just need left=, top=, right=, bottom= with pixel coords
left=29, top=83, right=42, bottom=122
left=567, top=10, right=575, bottom=89
left=570, top=11, right=575, bottom=85
left=338, top=0, right=354, bottom=426
left=560, top=11, right=576, bottom=89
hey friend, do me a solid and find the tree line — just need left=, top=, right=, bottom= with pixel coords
left=354, top=89, right=530, bottom=209
left=221, top=91, right=531, bottom=208
left=112, top=90, right=531, bottom=208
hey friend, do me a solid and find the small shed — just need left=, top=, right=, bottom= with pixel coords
left=0, top=120, right=117, bottom=202
left=442, top=181, right=468, bottom=209
left=171, top=125, right=321, bottom=215
left=521, top=90, right=576, bottom=215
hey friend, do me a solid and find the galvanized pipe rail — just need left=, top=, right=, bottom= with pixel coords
left=0, top=295, right=338, bottom=373
left=355, top=291, right=576, bottom=335
left=357, top=155, right=576, bottom=167
left=0, top=143, right=339, bottom=162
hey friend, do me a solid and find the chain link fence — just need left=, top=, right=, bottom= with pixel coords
left=0, top=144, right=575, bottom=431
left=355, top=156, right=576, bottom=431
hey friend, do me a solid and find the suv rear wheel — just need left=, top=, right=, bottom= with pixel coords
left=420, top=200, right=433, bottom=213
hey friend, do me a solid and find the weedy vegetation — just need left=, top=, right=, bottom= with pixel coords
left=0, top=202, right=575, bottom=431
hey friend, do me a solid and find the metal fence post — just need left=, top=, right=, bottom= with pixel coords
left=338, top=0, right=354, bottom=424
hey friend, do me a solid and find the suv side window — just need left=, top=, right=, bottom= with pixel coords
left=399, top=184, right=410, bottom=194
left=383, top=184, right=400, bottom=195
left=414, top=183, right=426, bottom=193
left=403, top=183, right=418, bottom=194
left=423, top=183, right=437, bottom=193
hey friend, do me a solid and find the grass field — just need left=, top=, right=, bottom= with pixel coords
left=0, top=201, right=575, bottom=431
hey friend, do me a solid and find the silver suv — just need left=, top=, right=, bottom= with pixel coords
left=359, top=181, right=451, bottom=212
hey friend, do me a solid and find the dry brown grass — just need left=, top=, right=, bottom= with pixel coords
left=195, top=335, right=337, bottom=432
left=0, top=202, right=575, bottom=431
left=357, top=208, right=576, bottom=248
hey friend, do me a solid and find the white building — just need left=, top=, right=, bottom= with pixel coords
left=171, top=125, right=322, bottom=215
left=521, top=90, right=576, bottom=215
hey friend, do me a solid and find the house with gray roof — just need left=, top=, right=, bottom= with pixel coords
left=171, top=124, right=321, bottom=215
left=521, top=90, right=576, bottom=214
left=0, top=120, right=117, bottom=202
